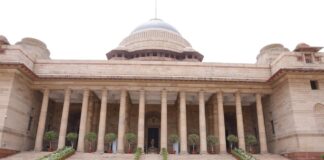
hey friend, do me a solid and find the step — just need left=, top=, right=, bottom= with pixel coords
left=2, top=151, right=51, bottom=160
left=253, top=154, right=290, bottom=160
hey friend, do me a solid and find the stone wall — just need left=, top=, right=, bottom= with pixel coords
left=0, top=70, right=42, bottom=152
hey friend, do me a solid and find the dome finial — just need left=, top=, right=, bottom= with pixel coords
left=154, top=0, right=158, bottom=19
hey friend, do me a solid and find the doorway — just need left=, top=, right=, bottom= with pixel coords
left=148, top=128, right=159, bottom=149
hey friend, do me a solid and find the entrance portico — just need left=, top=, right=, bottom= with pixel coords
left=33, top=85, right=268, bottom=154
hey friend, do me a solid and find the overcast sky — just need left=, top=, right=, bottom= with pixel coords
left=1, top=0, right=324, bottom=63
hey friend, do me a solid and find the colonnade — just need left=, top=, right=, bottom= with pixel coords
left=34, top=88, right=268, bottom=154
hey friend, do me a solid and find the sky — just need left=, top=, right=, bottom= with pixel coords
left=1, top=0, right=324, bottom=63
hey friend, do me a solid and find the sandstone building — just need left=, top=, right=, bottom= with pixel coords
left=0, top=19, right=324, bottom=160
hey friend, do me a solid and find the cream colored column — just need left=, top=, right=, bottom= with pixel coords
left=256, top=93, right=268, bottom=153
left=96, top=89, right=108, bottom=153
left=198, top=91, right=207, bottom=154
left=235, top=92, right=245, bottom=150
left=160, top=90, right=168, bottom=151
left=117, top=90, right=127, bottom=153
left=77, top=89, right=90, bottom=152
left=217, top=92, right=227, bottom=153
left=137, top=90, right=145, bottom=150
left=34, top=88, right=50, bottom=151
left=58, top=89, right=71, bottom=149
left=179, top=91, right=187, bottom=154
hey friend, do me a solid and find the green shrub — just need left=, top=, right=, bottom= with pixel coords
left=188, top=134, right=199, bottom=154
left=161, top=147, right=168, bottom=160
left=125, top=132, right=136, bottom=153
left=105, top=133, right=117, bottom=152
left=227, top=134, right=238, bottom=150
left=207, top=135, right=218, bottom=153
left=245, top=134, right=257, bottom=153
left=134, top=147, right=142, bottom=160
left=44, top=131, right=58, bottom=151
left=85, top=132, right=97, bottom=152
left=37, top=146, right=75, bottom=160
left=66, top=132, right=78, bottom=148
left=231, top=148, right=256, bottom=160
left=168, top=134, right=179, bottom=144
left=321, top=154, right=324, bottom=159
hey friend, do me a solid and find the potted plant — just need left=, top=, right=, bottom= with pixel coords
left=227, top=134, right=238, bottom=150
left=44, top=130, right=58, bottom=151
left=207, top=135, right=218, bottom=154
left=125, top=132, right=136, bottom=153
left=188, top=134, right=199, bottom=154
left=66, top=132, right=78, bottom=148
left=105, top=133, right=116, bottom=153
left=168, top=134, right=179, bottom=154
left=85, top=132, right=97, bottom=152
left=245, top=134, right=257, bottom=153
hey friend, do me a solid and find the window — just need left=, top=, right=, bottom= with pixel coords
left=153, top=52, right=157, bottom=56
left=310, top=80, right=319, bottom=90
left=27, top=116, right=33, bottom=131
left=305, top=54, right=313, bottom=63
left=270, top=120, right=275, bottom=135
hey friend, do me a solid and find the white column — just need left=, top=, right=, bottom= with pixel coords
left=117, top=90, right=127, bottom=153
left=160, top=90, right=168, bottom=151
left=137, top=90, right=145, bottom=150
left=34, top=88, right=50, bottom=151
left=217, top=92, right=227, bottom=153
left=256, top=93, right=268, bottom=153
left=199, top=91, right=207, bottom=154
left=58, top=89, right=71, bottom=149
left=77, top=89, right=90, bottom=152
left=235, top=92, right=245, bottom=150
left=179, top=91, right=187, bottom=154
left=96, top=89, right=108, bottom=153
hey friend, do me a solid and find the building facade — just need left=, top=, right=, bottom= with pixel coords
left=0, top=19, right=324, bottom=159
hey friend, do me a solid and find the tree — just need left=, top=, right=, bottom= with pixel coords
left=188, top=134, right=199, bottom=154
left=125, top=133, right=136, bottom=153
left=66, top=132, right=78, bottom=148
left=105, top=133, right=117, bottom=153
left=85, top=132, right=97, bottom=152
left=44, top=130, right=58, bottom=151
left=207, top=135, right=218, bottom=153
left=168, top=134, right=179, bottom=144
left=168, top=134, right=179, bottom=154
left=227, top=134, right=238, bottom=150
left=245, top=134, right=258, bottom=153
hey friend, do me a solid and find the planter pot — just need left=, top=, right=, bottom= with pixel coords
left=173, top=142, right=179, bottom=154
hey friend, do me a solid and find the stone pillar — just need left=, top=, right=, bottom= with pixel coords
left=217, top=92, right=227, bottom=153
left=256, top=93, right=268, bottom=153
left=117, top=90, right=127, bottom=153
left=160, top=90, right=168, bottom=151
left=212, top=97, right=218, bottom=141
left=137, top=90, right=145, bottom=150
left=96, top=89, right=108, bottom=153
left=77, top=89, right=90, bottom=152
left=235, top=92, right=245, bottom=150
left=34, top=88, right=50, bottom=151
left=198, top=91, right=207, bottom=154
left=179, top=91, right=187, bottom=154
left=58, top=89, right=71, bottom=149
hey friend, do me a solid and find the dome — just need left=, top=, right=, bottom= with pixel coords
left=106, top=19, right=204, bottom=62
left=132, top=19, right=180, bottom=34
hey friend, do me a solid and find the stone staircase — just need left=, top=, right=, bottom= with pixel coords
left=253, top=154, right=290, bottom=160
left=67, top=152, right=134, bottom=160
left=2, top=151, right=50, bottom=160
left=1, top=152, right=290, bottom=160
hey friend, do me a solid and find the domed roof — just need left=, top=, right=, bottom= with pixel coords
left=132, top=19, right=180, bottom=34
left=116, top=19, right=195, bottom=53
